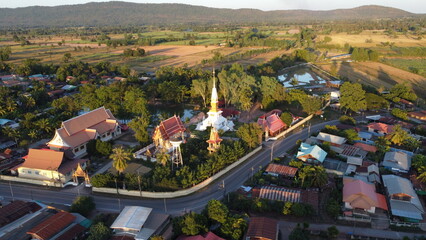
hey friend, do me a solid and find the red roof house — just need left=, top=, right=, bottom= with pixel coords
left=246, top=217, right=278, bottom=240
left=354, top=142, right=377, bottom=153
left=265, top=163, right=298, bottom=177
left=343, top=178, right=388, bottom=213
left=153, top=115, right=186, bottom=151
left=177, top=232, right=224, bottom=240
left=367, top=122, right=394, bottom=135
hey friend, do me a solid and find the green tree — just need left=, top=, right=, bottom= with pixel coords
left=280, top=112, right=293, bottom=127
left=70, top=196, right=96, bottom=217
left=391, top=108, right=408, bottom=120
left=191, top=78, right=210, bottom=108
left=219, top=216, right=247, bottom=240
left=327, top=225, right=339, bottom=239
left=181, top=212, right=208, bottom=236
left=128, top=116, right=150, bottom=143
left=326, top=199, right=341, bottom=219
left=110, top=146, right=131, bottom=174
left=156, top=150, right=170, bottom=166
left=87, top=222, right=112, bottom=240
left=0, top=46, right=12, bottom=61
left=386, top=83, right=417, bottom=102
left=343, top=129, right=360, bottom=143
left=340, top=82, right=366, bottom=114
left=283, top=201, right=293, bottom=215
left=289, top=224, right=310, bottom=240
left=300, top=96, right=322, bottom=115
left=35, top=118, right=52, bottom=134
left=412, top=155, right=426, bottom=171
left=259, top=76, right=286, bottom=109
left=96, top=140, right=112, bottom=156
left=207, top=199, right=229, bottom=224
left=236, top=123, right=263, bottom=149
left=365, top=93, right=389, bottom=110
left=339, top=115, right=356, bottom=125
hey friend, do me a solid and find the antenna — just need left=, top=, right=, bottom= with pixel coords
left=212, top=67, right=216, bottom=89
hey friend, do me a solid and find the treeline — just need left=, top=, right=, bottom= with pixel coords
left=351, top=47, right=379, bottom=61
left=390, top=47, right=426, bottom=57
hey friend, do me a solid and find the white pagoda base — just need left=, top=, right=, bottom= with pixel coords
left=196, top=110, right=234, bottom=132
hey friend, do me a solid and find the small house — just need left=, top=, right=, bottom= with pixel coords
left=296, top=142, right=327, bottom=164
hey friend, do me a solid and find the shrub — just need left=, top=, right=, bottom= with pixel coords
left=70, top=196, right=96, bottom=217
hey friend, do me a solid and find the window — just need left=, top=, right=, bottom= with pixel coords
left=28, top=170, right=32, bottom=174
left=35, top=171, right=40, bottom=175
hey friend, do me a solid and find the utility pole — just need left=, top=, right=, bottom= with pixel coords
left=118, top=198, right=121, bottom=212
left=9, top=181, right=14, bottom=201
left=164, top=198, right=167, bottom=213
left=137, top=170, right=142, bottom=197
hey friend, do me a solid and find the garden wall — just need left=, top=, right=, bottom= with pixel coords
left=0, top=175, right=63, bottom=187
left=93, top=145, right=263, bottom=198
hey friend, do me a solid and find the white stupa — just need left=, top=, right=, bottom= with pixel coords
left=196, top=71, right=234, bottom=132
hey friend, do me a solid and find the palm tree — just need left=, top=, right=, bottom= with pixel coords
left=36, top=118, right=52, bottom=134
left=3, top=126, right=20, bottom=144
left=110, top=146, right=131, bottom=175
left=156, top=150, right=170, bottom=166
left=0, top=106, right=6, bottom=116
left=28, top=130, right=38, bottom=139
left=417, top=167, right=426, bottom=184
left=311, top=166, right=328, bottom=188
left=388, top=125, right=410, bottom=146
left=5, top=98, right=17, bottom=112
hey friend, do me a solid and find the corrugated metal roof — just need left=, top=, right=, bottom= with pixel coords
left=27, top=212, right=76, bottom=240
left=316, top=132, right=346, bottom=145
left=246, top=217, right=277, bottom=240
left=258, top=186, right=301, bottom=203
left=111, top=206, right=152, bottom=231
left=265, top=164, right=297, bottom=177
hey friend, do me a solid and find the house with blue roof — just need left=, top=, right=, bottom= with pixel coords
left=296, top=142, right=327, bottom=164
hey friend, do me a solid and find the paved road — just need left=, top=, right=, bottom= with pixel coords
left=279, top=220, right=426, bottom=239
left=0, top=119, right=339, bottom=215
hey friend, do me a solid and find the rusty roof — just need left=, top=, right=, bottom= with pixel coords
left=27, top=212, right=76, bottom=240
left=246, top=217, right=277, bottom=240
left=55, top=223, right=86, bottom=240
left=20, top=149, right=64, bottom=171
left=265, top=164, right=297, bottom=177
left=354, top=142, right=377, bottom=153
left=367, top=122, right=394, bottom=134
left=0, top=201, right=41, bottom=227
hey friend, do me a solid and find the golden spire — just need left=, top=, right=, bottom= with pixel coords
left=210, top=68, right=219, bottom=113
left=207, top=127, right=222, bottom=153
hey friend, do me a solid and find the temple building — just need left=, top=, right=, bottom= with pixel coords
left=152, top=115, right=186, bottom=152
left=47, top=107, right=121, bottom=159
left=206, top=127, right=222, bottom=153
left=196, top=73, right=234, bottom=132
left=12, top=149, right=88, bottom=186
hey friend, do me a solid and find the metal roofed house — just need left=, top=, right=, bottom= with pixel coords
left=382, top=151, right=411, bottom=173
left=358, top=132, right=373, bottom=142
left=343, top=178, right=388, bottom=214
left=0, top=201, right=42, bottom=228
left=245, top=217, right=278, bottom=240
left=48, top=106, right=122, bottom=158
left=111, top=206, right=170, bottom=239
left=14, top=149, right=87, bottom=186
left=408, top=111, right=426, bottom=121
left=265, top=163, right=298, bottom=178
left=296, top=142, right=327, bottom=164
left=315, top=132, right=347, bottom=146
left=111, top=206, right=152, bottom=236
left=27, top=211, right=76, bottom=240
left=382, top=175, right=424, bottom=221
left=367, top=122, right=394, bottom=136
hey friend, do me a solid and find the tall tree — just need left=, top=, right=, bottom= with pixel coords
left=259, top=76, right=287, bottom=109
left=236, top=123, right=263, bottom=149
left=191, top=78, right=211, bottom=108
left=207, top=199, right=229, bottom=224
left=340, top=82, right=366, bottom=114
left=388, top=124, right=410, bottom=146
left=87, top=222, right=112, bottom=240
left=128, top=116, right=150, bottom=143
left=110, top=146, right=131, bottom=174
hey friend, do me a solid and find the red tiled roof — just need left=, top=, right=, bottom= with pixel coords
left=257, top=114, right=286, bottom=135
left=221, top=108, right=240, bottom=118
left=367, top=122, right=394, bottom=134
left=258, top=109, right=283, bottom=119
left=246, top=217, right=277, bottom=240
left=155, top=115, right=186, bottom=141
left=354, top=143, right=377, bottom=153
left=0, top=201, right=41, bottom=227
left=58, top=158, right=88, bottom=174
left=27, top=212, right=76, bottom=240
left=56, top=224, right=86, bottom=240
left=376, top=193, right=388, bottom=211
left=265, top=164, right=297, bottom=177
left=177, top=232, right=224, bottom=240
left=62, top=107, right=113, bottom=136
left=20, top=149, right=64, bottom=171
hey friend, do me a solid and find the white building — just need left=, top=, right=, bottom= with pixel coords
left=196, top=77, right=234, bottom=132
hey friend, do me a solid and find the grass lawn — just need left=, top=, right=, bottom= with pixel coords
left=381, top=58, right=426, bottom=77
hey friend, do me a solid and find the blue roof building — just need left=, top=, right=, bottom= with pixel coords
left=296, top=142, right=327, bottom=164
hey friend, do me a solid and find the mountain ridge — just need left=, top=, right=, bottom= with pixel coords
left=0, top=2, right=420, bottom=28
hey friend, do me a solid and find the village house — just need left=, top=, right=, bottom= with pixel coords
left=367, top=122, right=394, bottom=136
left=395, top=99, right=415, bottom=111
left=296, top=142, right=327, bottom=164
left=382, top=151, right=412, bottom=173
left=47, top=107, right=121, bottom=158
left=245, top=217, right=278, bottom=240
left=408, top=111, right=426, bottom=121
left=382, top=175, right=424, bottom=222
left=177, top=232, right=224, bottom=240
left=264, top=163, right=298, bottom=178
left=13, top=149, right=87, bottom=185
left=315, top=132, right=347, bottom=147
left=342, top=178, right=388, bottom=215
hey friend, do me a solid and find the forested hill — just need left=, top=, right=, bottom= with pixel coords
left=0, top=2, right=419, bottom=27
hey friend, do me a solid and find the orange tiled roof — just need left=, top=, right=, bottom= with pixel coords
left=62, top=107, right=113, bottom=136
left=155, top=115, right=186, bottom=141
left=354, top=142, right=377, bottom=153
left=367, top=122, right=394, bottom=134
left=20, top=149, right=64, bottom=170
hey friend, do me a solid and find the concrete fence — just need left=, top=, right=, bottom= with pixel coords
left=0, top=175, right=63, bottom=187
left=93, top=145, right=263, bottom=198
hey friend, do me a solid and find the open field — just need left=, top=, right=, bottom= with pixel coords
left=320, top=31, right=426, bottom=48
left=317, top=61, right=426, bottom=96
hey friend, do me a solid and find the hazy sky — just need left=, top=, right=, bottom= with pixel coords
left=1, top=0, right=425, bottom=13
